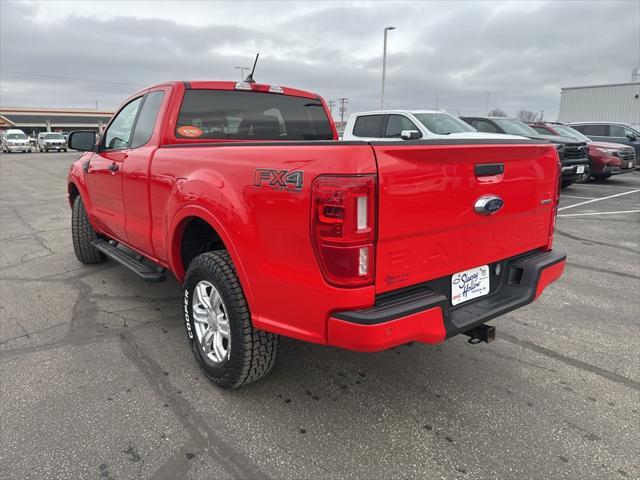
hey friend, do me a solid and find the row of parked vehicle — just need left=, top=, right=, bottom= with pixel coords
left=0, top=129, right=68, bottom=153
left=342, top=111, right=639, bottom=187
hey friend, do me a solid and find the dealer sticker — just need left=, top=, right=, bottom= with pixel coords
left=451, top=265, right=490, bottom=306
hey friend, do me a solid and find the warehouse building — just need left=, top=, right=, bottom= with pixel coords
left=558, top=80, right=640, bottom=128
left=0, top=107, right=113, bottom=137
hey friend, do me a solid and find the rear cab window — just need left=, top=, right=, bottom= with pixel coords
left=352, top=115, right=383, bottom=137
left=175, top=90, right=333, bottom=141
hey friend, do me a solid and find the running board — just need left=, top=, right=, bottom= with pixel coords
left=93, top=239, right=166, bottom=283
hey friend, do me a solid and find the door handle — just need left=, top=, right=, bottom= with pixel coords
left=108, top=162, right=119, bottom=172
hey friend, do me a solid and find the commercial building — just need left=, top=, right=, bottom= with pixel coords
left=0, top=107, right=114, bottom=137
left=558, top=82, right=640, bottom=128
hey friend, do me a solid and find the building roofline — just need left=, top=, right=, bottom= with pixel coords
left=0, top=106, right=115, bottom=115
left=561, top=82, right=640, bottom=91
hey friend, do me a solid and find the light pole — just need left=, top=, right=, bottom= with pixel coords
left=234, top=66, right=250, bottom=80
left=380, top=26, right=396, bottom=110
left=484, top=91, right=493, bottom=114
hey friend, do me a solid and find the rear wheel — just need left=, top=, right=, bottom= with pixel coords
left=183, top=251, right=278, bottom=389
left=71, top=196, right=106, bottom=264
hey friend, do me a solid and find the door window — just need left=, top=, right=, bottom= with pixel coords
left=130, top=91, right=165, bottom=149
left=610, top=125, right=625, bottom=137
left=384, top=115, right=420, bottom=138
left=473, top=120, right=499, bottom=133
left=581, top=124, right=608, bottom=136
left=103, top=97, right=143, bottom=150
left=352, top=115, right=383, bottom=137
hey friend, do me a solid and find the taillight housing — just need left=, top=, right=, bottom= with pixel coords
left=311, top=175, right=377, bottom=287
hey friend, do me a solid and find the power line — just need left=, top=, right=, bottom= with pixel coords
left=1, top=71, right=144, bottom=88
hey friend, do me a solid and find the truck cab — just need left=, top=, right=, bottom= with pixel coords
left=342, top=110, right=521, bottom=141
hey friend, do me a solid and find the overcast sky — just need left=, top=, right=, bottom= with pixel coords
left=1, top=0, right=639, bottom=120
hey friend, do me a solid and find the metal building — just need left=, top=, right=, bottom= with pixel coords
left=558, top=82, right=640, bottom=128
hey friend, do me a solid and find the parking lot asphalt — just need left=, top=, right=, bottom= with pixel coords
left=1, top=151, right=638, bottom=480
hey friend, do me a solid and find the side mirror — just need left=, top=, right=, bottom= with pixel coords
left=68, top=131, right=97, bottom=151
left=626, top=133, right=637, bottom=141
left=401, top=130, right=421, bottom=140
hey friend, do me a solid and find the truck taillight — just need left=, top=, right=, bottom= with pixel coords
left=311, top=175, right=376, bottom=287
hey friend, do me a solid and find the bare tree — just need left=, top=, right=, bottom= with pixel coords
left=517, top=110, right=539, bottom=123
left=488, top=108, right=507, bottom=117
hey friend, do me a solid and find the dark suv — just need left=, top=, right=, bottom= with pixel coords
left=461, top=116, right=590, bottom=188
left=569, top=123, right=640, bottom=167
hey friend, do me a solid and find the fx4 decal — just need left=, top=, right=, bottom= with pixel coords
left=254, top=169, right=304, bottom=192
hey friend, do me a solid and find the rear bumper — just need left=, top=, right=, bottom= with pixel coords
left=328, top=249, right=566, bottom=352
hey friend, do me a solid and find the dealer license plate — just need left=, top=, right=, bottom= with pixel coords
left=576, top=165, right=585, bottom=174
left=451, top=265, right=490, bottom=306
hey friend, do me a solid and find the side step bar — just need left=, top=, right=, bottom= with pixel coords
left=93, top=239, right=166, bottom=283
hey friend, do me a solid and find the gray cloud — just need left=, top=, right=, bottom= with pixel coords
left=1, top=0, right=638, bottom=120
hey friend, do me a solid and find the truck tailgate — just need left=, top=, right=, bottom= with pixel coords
left=373, top=142, right=558, bottom=293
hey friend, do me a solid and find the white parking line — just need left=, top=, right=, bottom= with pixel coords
left=557, top=189, right=640, bottom=212
left=558, top=210, right=640, bottom=217
left=561, top=195, right=596, bottom=200
left=570, top=183, right=640, bottom=190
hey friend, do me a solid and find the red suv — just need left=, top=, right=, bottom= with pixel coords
left=529, top=123, right=636, bottom=182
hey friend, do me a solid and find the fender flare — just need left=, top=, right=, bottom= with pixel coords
left=167, top=204, right=257, bottom=316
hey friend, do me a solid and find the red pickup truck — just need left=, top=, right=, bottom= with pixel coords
left=67, top=80, right=566, bottom=388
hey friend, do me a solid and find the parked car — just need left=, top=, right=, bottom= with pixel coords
left=1, top=129, right=31, bottom=153
left=529, top=122, right=636, bottom=181
left=461, top=116, right=589, bottom=188
left=66, top=80, right=565, bottom=388
left=37, top=132, right=67, bottom=152
left=569, top=122, right=640, bottom=162
left=342, top=110, right=522, bottom=141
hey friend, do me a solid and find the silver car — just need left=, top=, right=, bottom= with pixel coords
left=37, top=132, right=67, bottom=152
left=1, top=130, right=31, bottom=153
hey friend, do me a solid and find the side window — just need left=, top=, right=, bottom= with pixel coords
left=474, top=120, right=499, bottom=133
left=610, top=125, right=625, bottom=137
left=571, top=125, right=585, bottom=133
left=384, top=115, right=420, bottom=138
left=582, top=124, right=608, bottom=136
left=352, top=115, right=383, bottom=137
left=130, top=91, right=165, bottom=149
left=624, top=127, right=639, bottom=139
left=103, top=97, right=143, bottom=150
left=531, top=126, right=550, bottom=135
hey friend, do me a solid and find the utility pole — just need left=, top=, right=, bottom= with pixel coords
left=327, top=99, right=336, bottom=117
left=95, top=100, right=99, bottom=110
left=234, top=66, right=250, bottom=80
left=539, top=110, right=544, bottom=122
left=484, top=91, right=493, bottom=114
left=380, top=26, right=396, bottom=110
left=338, top=98, right=348, bottom=126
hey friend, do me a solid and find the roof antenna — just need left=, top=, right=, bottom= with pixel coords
left=244, top=53, right=259, bottom=84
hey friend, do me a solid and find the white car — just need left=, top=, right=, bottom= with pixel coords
left=1, top=129, right=31, bottom=153
left=342, top=110, right=524, bottom=141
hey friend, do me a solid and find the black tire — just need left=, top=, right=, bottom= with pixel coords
left=184, top=251, right=278, bottom=389
left=592, top=173, right=612, bottom=182
left=71, top=195, right=106, bottom=264
left=560, top=179, right=574, bottom=188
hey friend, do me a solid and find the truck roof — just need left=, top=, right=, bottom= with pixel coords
left=139, top=81, right=321, bottom=100
left=351, top=109, right=446, bottom=116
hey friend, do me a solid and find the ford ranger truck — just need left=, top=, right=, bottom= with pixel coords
left=67, top=81, right=566, bottom=389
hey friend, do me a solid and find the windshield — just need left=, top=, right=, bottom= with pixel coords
left=7, top=133, right=27, bottom=140
left=552, top=125, right=591, bottom=142
left=43, top=133, right=65, bottom=139
left=414, top=113, right=476, bottom=135
left=492, top=118, right=539, bottom=136
left=176, top=90, right=334, bottom=140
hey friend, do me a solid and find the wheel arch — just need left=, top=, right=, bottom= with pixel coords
left=168, top=206, right=257, bottom=315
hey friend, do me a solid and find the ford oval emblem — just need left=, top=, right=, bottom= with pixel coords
left=474, top=195, right=504, bottom=215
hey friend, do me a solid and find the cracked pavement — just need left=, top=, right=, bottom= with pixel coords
left=1, top=151, right=639, bottom=480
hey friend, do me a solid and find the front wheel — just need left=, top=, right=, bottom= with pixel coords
left=592, top=173, right=612, bottom=182
left=71, top=196, right=106, bottom=264
left=183, top=251, right=278, bottom=389
left=560, top=179, right=574, bottom=188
